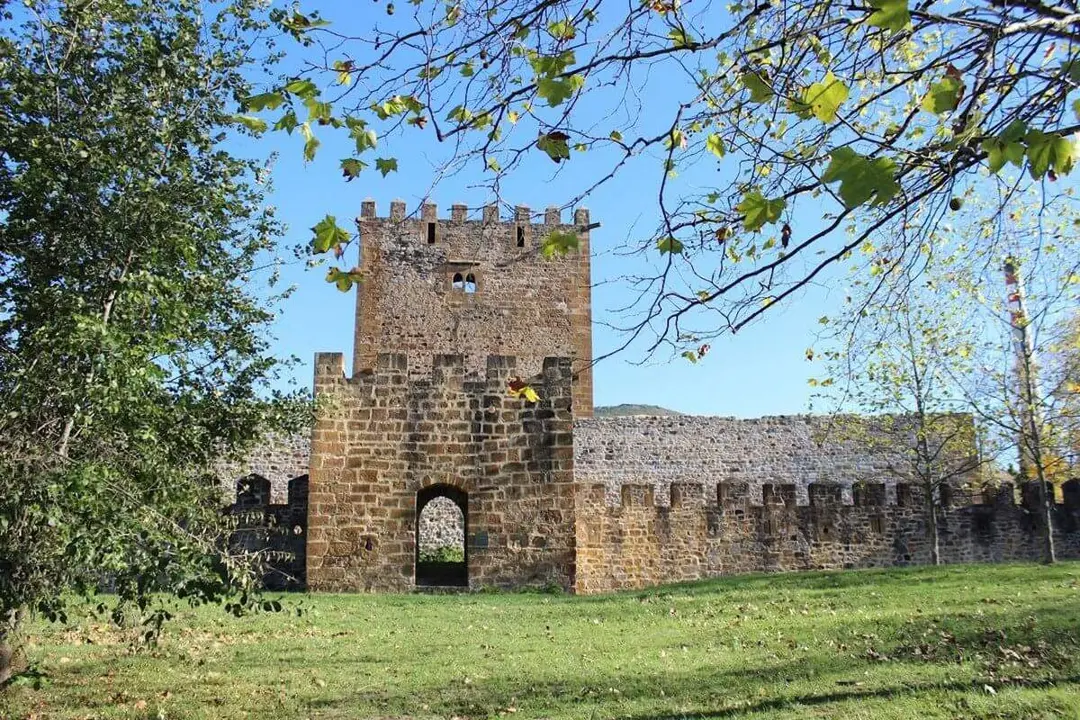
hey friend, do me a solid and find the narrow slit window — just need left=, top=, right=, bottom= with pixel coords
left=452, top=272, right=464, bottom=290
left=427, top=222, right=437, bottom=244
left=516, top=226, right=525, bottom=247
left=464, top=273, right=477, bottom=293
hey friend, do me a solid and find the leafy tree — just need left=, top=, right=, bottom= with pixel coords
left=814, top=260, right=982, bottom=565
left=1048, top=312, right=1080, bottom=466
left=0, top=0, right=304, bottom=684
left=241, top=0, right=1080, bottom=357
left=951, top=234, right=1080, bottom=563
left=829, top=187, right=1080, bottom=563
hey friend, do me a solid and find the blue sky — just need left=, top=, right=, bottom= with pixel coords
left=241, top=2, right=853, bottom=417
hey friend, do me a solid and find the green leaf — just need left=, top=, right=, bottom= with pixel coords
left=312, top=215, right=350, bottom=254
left=706, top=133, right=725, bottom=158
left=1074, top=99, right=1080, bottom=122
left=241, top=92, right=285, bottom=112
left=460, top=62, right=475, bottom=77
left=300, top=122, right=320, bottom=162
left=231, top=115, right=267, bottom=133
left=668, top=27, right=696, bottom=48
left=866, top=0, right=910, bottom=33
left=983, top=140, right=1007, bottom=174
left=610, top=130, right=624, bottom=142
left=340, top=158, right=366, bottom=180
left=537, top=132, right=571, bottom=163
left=375, top=158, right=399, bottom=176
left=332, top=60, right=354, bottom=86
left=540, top=230, right=580, bottom=258
left=537, top=75, right=584, bottom=106
left=736, top=190, right=786, bottom=231
left=548, top=19, right=577, bottom=40
left=304, top=97, right=333, bottom=123
left=350, top=123, right=378, bottom=153
left=741, top=71, right=774, bottom=103
left=666, top=128, right=686, bottom=150
left=486, top=157, right=501, bottom=172
left=447, top=105, right=474, bottom=124
left=821, top=147, right=899, bottom=208
left=326, top=266, right=363, bottom=292
left=283, top=78, right=319, bottom=99
left=1025, top=130, right=1076, bottom=179
left=529, top=50, right=576, bottom=78
left=273, top=111, right=299, bottom=134
left=921, top=76, right=963, bottom=115
left=657, top=236, right=684, bottom=254
left=803, top=72, right=849, bottom=122
left=373, top=95, right=413, bottom=120
left=682, top=350, right=699, bottom=364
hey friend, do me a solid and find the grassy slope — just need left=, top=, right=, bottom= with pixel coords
left=2, top=563, right=1079, bottom=720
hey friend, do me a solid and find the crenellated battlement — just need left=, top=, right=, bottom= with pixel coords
left=358, top=199, right=591, bottom=232
left=314, top=350, right=574, bottom=398
left=578, top=480, right=1080, bottom=513
left=574, top=478, right=1080, bottom=593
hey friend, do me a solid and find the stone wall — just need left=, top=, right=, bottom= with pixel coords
left=574, top=415, right=930, bottom=504
left=573, top=479, right=1080, bottom=593
left=215, top=432, right=310, bottom=503
left=306, top=351, right=577, bottom=592
left=229, top=474, right=308, bottom=590
left=418, top=496, right=465, bottom=553
left=353, top=200, right=594, bottom=417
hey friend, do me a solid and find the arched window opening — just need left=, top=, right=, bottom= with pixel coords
left=464, top=273, right=477, bottom=293
left=451, top=272, right=464, bottom=291
left=416, top=485, right=467, bottom=587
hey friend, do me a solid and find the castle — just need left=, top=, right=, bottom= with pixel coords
left=223, top=200, right=1080, bottom=593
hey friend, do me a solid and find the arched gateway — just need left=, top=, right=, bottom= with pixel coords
left=415, top=484, right=468, bottom=587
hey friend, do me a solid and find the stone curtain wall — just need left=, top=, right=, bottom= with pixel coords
left=215, top=432, right=311, bottom=503
left=574, top=415, right=918, bottom=504
left=306, top=351, right=577, bottom=592
left=353, top=200, right=594, bottom=417
left=418, top=496, right=466, bottom=553
left=574, top=480, right=1080, bottom=593
left=229, top=474, right=308, bottom=590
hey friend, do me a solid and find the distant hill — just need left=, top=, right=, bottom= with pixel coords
left=593, top=404, right=682, bottom=417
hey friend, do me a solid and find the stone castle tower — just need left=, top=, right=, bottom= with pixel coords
left=352, top=200, right=594, bottom=417
left=305, top=201, right=592, bottom=591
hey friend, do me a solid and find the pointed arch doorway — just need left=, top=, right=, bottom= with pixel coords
left=415, top=484, right=468, bottom=587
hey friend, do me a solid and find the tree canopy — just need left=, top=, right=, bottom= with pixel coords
left=0, top=0, right=303, bottom=682
left=239, top=0, right=1080, bottom=358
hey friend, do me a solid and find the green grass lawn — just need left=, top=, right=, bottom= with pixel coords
left=3, top=562, right=1080, bottom=719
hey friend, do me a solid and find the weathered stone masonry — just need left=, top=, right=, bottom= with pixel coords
left=353, top=200, right=593, bottom=417
left=219, top=199, right=1080, bottom=594
left=305, top=351, right=576, bottom=592
left=574, top=479, right=1080, bottom=593
left=574, top=415, right=910, bottom=506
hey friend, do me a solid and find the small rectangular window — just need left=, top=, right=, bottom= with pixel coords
left=516, top=226, right=525, bottom=247
left=427, top=222, right=436, bottom=244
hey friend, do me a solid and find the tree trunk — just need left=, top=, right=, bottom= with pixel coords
left=928, top=487, right=941, bottom=566
left=1039, top=482, right=1057, bottom=564
left=0, top=611, right=22, bottom=687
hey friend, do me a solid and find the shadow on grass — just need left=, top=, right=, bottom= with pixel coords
left=297, top=601, right=1080, bottom=718
left=619, top=674, right=1080, bottom=720
left=578, top=561, right=1080, bottom=602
